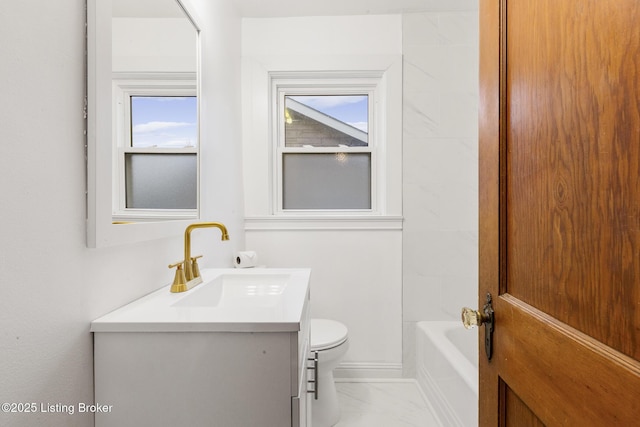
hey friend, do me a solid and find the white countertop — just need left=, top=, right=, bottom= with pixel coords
left=91, top=268, right=311, bottom=333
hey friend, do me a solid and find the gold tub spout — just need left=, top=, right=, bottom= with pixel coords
left=169, top=222, right=229, bottom=293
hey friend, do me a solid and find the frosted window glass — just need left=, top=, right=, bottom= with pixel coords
left=283, top=153, right=371, bottom=209
left=125, top=153, right=196, bottom=209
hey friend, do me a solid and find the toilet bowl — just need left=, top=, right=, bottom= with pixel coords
left=310, top=318, right=349, bottom=427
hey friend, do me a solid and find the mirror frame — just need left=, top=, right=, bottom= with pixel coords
left=86, top=0, right=202, bottom=248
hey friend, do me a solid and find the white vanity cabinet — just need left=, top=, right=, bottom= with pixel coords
left=292, top=304, right=313, bottom=427
left=91, top=268, right=311, bottom=427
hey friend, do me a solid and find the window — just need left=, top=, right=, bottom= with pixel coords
left=273, top=73, right=382, bottom=214
left=112, top=75, right=198, bottom=221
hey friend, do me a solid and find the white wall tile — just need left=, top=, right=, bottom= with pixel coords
left=440, top=92, right=479, bottom=138
left=441, top=275, right=478, bottom=319
left=403, top=273, right=444, bottom=321
left=402, top=8, right=479, bottom=368
left=402, top=13, right=440, bottom=45
left=403, top=92, right=441, bottom=138
left=438, top=12, right=480, bottom=46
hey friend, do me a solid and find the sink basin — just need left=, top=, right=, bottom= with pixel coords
left=171, top=273, right=290, bottom=308
left=90, top=268, right=311, bottom=333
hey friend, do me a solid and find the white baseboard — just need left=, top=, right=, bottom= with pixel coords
left=333, top=362, right=403, bottom=379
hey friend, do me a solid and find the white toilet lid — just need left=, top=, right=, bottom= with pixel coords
left=310, top=319, right=348, bottom=351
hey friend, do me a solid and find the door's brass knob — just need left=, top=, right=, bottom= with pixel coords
left=462, top=294, right=495, bottom=360
left=461, top=307, right=487, bottom=329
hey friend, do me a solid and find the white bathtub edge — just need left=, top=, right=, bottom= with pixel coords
left=416, top=321, right=479, bottom=427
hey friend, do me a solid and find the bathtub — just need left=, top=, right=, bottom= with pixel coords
left=416, top=321, right=478, bottom=427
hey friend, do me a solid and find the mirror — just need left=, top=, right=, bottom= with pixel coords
left=87, top=0, right=201, bottom=247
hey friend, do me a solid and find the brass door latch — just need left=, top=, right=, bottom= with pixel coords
left=462, top=293, right=495, bottom=360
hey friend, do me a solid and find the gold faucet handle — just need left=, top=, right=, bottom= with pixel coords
left=190, top=255, right=203, bottom=279
left=168, top=261, right=184, bottom=269
left=168, top=261, right=188, bottom=293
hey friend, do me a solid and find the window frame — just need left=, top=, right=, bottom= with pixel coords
left=271, top=72, right=384, bottom=216
left=112, top=73, right=199, bottom=222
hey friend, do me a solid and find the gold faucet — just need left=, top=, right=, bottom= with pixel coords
left=169, top=222, right=229, bottom=293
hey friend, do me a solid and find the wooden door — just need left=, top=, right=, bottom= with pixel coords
left=479, top=0, right=640, bottom=425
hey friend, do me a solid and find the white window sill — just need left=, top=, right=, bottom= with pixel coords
left=244, top=215, right=403, bottom=231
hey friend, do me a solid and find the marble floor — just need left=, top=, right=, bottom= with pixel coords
left=334, top=380, right=442, bottom=427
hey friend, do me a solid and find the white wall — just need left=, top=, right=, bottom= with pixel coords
left=241, top=15, right=404, bottom=377
left=401, top=6, right=479, bottom=376
left=0, top=1, right=243, bottom=426
left=112, top=17, right=196, bottom=72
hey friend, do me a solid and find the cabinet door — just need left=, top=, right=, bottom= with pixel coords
left=305, top=372, right=313, bottom=426
left=292, top=290, right=312, bottom=426
left=292, top=343, right=311, bottom=426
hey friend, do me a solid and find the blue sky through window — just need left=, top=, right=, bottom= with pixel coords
left=130, top=96, right=197, bottom=148
left=289, top=95, right=368, bottom=132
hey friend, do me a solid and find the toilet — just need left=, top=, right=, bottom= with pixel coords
left=310, top=318, right=349, bottom=427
